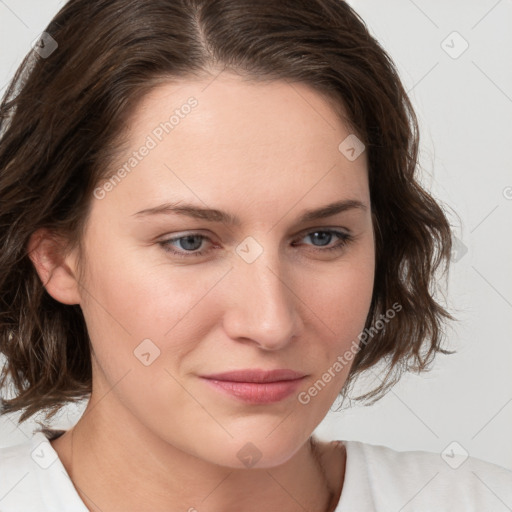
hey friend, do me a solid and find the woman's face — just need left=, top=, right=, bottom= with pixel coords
left=72, top=74, right=375, bottom=467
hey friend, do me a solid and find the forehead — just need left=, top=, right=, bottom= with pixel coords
left=97, top=74, right=369, bottom=220
left=130, top=74, right=359, bottom=155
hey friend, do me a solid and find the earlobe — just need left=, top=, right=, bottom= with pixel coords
left=27, top=228, right=82, bottom=305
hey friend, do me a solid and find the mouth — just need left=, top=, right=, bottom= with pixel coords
left=199, top=369, right=308, bottom=404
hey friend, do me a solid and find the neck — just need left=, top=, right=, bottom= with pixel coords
left=51, top=399, right=345, bottom=512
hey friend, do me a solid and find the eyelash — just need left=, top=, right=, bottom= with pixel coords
left=158, top=229, right=354, bottom=259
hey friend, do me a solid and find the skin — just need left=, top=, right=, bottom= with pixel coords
left=28, top=72, right=375, bottom=512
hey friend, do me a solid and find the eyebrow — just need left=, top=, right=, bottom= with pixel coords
left=132, top=198, right=367, bottom=226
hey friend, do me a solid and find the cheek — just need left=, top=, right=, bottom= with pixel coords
left=81, top=230, right=374, bottom=371
left=291, top=259, right=375, bottom=420
left=81, top=239, right=221, bottom=336
left=307, top=267, right=373, bottom=384
left=76, top=230, right=375, bottom=460
left=77, top=250, right=213, bottom=414
left=77, top=242, right=230, bottom=399
left=311, top=245, right=375, bottom=343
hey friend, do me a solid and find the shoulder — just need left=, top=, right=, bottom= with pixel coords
left=337, top=440, right=512, bottom=511
left=0, top=434, right=42, bottom=510
left=0, top=430, right=87, bottom=511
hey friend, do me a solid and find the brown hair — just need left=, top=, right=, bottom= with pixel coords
left=0, top=0, right=455, bottom=424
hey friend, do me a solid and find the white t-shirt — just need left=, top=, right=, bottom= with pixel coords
left=1, top=430, right=511, bottom=511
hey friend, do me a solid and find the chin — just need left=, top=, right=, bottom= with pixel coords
left=190, top=431, right=309, bottom=470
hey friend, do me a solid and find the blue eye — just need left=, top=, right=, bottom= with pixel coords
left=159, top=229, right=353, bottom=258
left=159, top=234, right=210, bottom=258
left=299, top=230, right=353, bottom=251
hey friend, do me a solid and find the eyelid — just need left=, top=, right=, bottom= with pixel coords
left=158, top=227, right=355, bottom=258
left=157, top=226, right=351, bottom=246
left=295, top=224, right=352, bottom=236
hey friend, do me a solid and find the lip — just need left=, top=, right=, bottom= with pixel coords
left=201, top=369, right=307, bottom=383
left=200, top=369, right=307, bottom=404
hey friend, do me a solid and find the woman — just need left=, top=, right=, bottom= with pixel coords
left=0, top=0, right=510, bottom=511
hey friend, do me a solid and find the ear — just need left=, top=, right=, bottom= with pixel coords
left=27, top=228, right=82, bottom=305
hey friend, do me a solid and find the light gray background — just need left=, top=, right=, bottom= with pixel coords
left=1, top=0, right=511, bottom=471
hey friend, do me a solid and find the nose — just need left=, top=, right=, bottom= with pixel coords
left=222, top=248, right=303, bottom=351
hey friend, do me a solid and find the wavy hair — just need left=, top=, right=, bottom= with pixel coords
left=0, top=0, right=455, bottom=424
